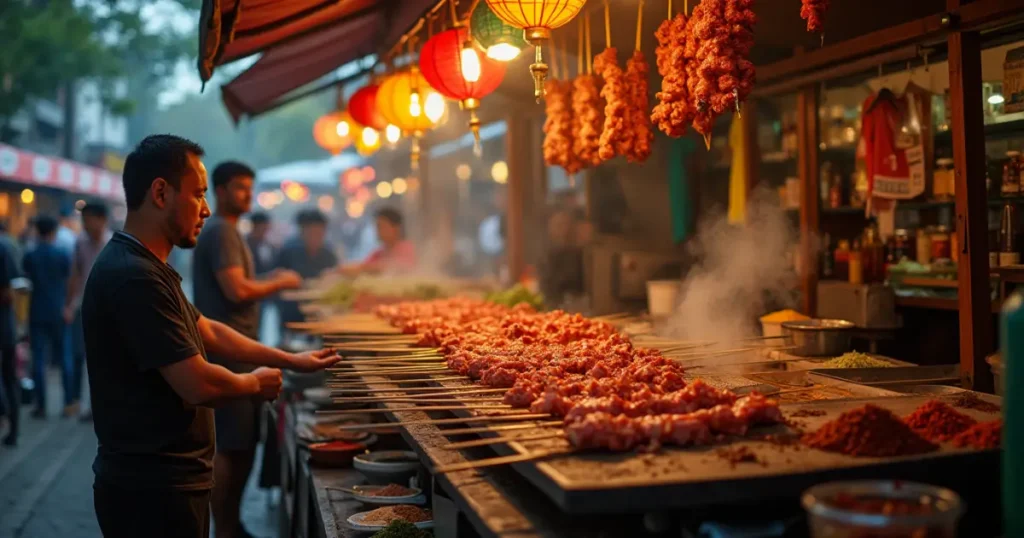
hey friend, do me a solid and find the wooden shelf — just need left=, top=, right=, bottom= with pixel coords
left=895, top=295, right=1002, bottom=313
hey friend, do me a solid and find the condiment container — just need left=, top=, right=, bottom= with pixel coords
left=1004, top=150, right=1021, bottom=197
left=1001, top=291, right=1024, bottom=537
left=781, top=319, right=855, bottom=356
left=934, top=158, right=954, bottom=200
left=1000, top=203, right=1020, bottom=266
left=848, top=242, right=863, bottom=285
left=834, top=240, right=851, bottom=281
left=802, top=480, right=963, bottom=538
left=931, top=226, right=951, bottom=261
left=892, top=229, right=912, bottom=262
left=646, top=280, right=681, bottom=318
left=916, top=228, right=932, bottom=265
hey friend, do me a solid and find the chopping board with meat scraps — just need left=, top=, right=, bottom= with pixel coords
left=466, top=393, right=1000, bottom=514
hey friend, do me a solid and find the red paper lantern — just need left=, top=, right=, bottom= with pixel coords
left=348, top=83, right=388, bottom=131
left=419, top=26, right=506, bottom=148
left=313, top=112, right=352, bottom=154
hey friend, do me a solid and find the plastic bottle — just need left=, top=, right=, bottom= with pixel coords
left=1001, top=291, right=1023, bottom=536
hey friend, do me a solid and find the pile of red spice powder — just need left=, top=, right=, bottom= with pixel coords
left=904, top=400, right=977, bottom=443
left=802, top=404, right=938, bottom=457
left=951, top=421, right=1002, bottom=450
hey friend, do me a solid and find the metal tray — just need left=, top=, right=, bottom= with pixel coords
left=809, top=365, right=960, bottom=387
left=488, top=394, right=1000, bottom=514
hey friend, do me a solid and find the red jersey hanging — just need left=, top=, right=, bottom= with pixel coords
left=860, top=89, right=925, bottom=205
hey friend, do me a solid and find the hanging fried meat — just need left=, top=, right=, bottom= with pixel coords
left=651, top=14, right=693, bottom=137
left=595, top=47, right=629, bottom=161
left=800, top=0, right=828, bottom=33
left=689, top=0, right=757, bottom=145
left=542, top=79, right=574, bottom=171
left=624, top=50, right=653, bottom=163
left=572, top=73, right=604, bottom=168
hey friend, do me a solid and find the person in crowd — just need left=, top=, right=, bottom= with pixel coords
left=23, top=215, right=71, bottom=418
left=537, top=208, right=585, bottom=308
left=83, top=134, right=340, bottom=538
left=246, top=211, right=276, bottom=277
left=62, top=203, right=112, bottom=422
left=192, top=161, right=302, bottom=538
left=338, top=207, right=416, bottom=276
left=56, top=206, right=77, bottom=258
left=0, top=226, right=20, bottom=445
left=275, top=210, right=338, bottom=333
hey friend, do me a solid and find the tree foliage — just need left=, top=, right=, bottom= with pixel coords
left=0, top=0, right=197, bottom=132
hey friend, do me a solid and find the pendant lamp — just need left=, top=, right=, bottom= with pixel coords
left=376, top=68, right=445, bottom=168
left=312, top=111, right=353, bottom=154
left=348, top=83, right=388, bottom=131
left=484, top=0, right=587, bottom=100
left=471, top=1, right=528, bottom=61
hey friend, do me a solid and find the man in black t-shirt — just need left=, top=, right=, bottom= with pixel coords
left=83, top=135, right=341, bottom=538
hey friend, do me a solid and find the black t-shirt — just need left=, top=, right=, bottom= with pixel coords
left=83, top=232, right=215, bottom=491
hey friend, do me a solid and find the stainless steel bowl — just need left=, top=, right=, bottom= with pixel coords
left=781, top=319, right=855, bottom=356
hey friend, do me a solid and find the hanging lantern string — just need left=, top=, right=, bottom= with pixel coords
left=577, top=17, right=584, bottom=78
left=448, top=0, right=459, bottom=27
left=585, top=11, right=593, bottom=75
left=635, top=0, right=645, bottom=51
left=668, top=0, right=672, bottom=19
left=560, top=33, right=569, bottom=81
left=604, top=0, right=611, bottom=50
left=550, top=33, right=559, bottom=80
left=684, top=0, right=689, bottom=15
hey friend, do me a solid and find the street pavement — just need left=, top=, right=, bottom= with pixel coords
left=0, top=303, right=283, bottom=538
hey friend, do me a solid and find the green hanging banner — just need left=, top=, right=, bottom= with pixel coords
left=668, top=136, right=696, bottom=243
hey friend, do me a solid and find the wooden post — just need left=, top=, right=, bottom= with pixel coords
left=947, top=1, right=995, bottom=390
left=505, top=115, right=529, bottom=283
left=797, top=85, right=820, bottom=317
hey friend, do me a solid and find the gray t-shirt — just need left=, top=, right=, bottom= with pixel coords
left=192, top=215, right=258, bottom=356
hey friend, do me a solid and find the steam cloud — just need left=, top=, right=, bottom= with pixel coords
left=665, top=188, right=801, bottom=345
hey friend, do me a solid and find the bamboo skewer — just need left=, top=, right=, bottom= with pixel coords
left=433, top=449, right=572, bottom=474
left=337, top=356, right=445, bottom=365
left=667, top=345, right=797, bottom=360
left=327, top=366, right=451, bottom=377
left=316, top=405, right=512, bottom=415
left=441, top=421, right=564, bottom=436
left=685, top=356, right=817, bottom=370
left=341, top=353, right=443, bottom=360
left=331, top=393, right=503, bottom=401
left=444, top=432, right=567, bottom=450
left=330, top=413, right=552, bottom=430
left=325, top=375, right=467, bottom=386
left=329, top=386, right=499, bottom=395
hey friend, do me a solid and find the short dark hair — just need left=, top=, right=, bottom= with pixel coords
left=296, top=209, right=327, bottom=227
left=212, top=161, right=255, bottom=190
left=249, top=211, right=270, bottom=225
left=82, top=203, right=109, bottom=219
left=35, top=215, right=58, bottom=236
left=375, top=207, right=403, bottom=227
left=122, top=134, right=205, bottom=210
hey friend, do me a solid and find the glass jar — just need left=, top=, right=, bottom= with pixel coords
left=917, top=228, right=933, bottom=265
left=931, top=226, right=952, bottom=261
left=934, top=158, right=954, bottom=200
left=893, top=229, right=912, bottom=262
left=802, top=480, right=963, bottom=538
left=1003, top=151, right=1021, bottom=198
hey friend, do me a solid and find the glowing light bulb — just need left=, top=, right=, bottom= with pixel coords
left=989, top=93, right=1006, bottom=105
left=385, top=124, right=401, bottom=144
left=486, top=43, right=522, bottom=61
left=491, top=161, right=509, bottom=184
left=460, top=42, right=482, bottom=82
left=409, top=93, right=421, bottom=117
left=346, top=199, right=365, bottom=219
left=425, top=92, right=445, bottom=123
left=20, top=188, right=34, bottom=204
left=376, top=182, right=393, bottom=199
left=392, top=177, right=408, bottom=194
left=361, top=126, right=379, bottom=146
left=336, top=120, right=350, bottom=137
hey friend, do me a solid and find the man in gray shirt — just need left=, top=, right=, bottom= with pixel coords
left=192, top=161, right=301, bottom=538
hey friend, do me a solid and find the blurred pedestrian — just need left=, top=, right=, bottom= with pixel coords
left=246, top=211, right=276, bottom=276
left=275, top=210, right=337, bottom=336
left=56, top=206, right=77, bottom=259
left=192, top=161, right=301, bottom=538
left=338, top=207, right=416, bottom=276
left=0, top=227, right=20, bottom=445
left=84, top=135, right=339, bottom=538
left=22, top=215, right=71, bottom=418
left=63, top=203, right=112, bottom=422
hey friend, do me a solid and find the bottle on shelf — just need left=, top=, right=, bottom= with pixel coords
left=932, top=225, right=952, bottom=263
left=849, top=241, right=864, bottom=285
left=1000, top=203, right=1021, bottom=266
left=1003, top=151, right=1021, bottom=198
left=821, top=233, right=834, bottom=278
left=829, top=173, right=843, bottom=209
left=934, top=158, right=954, bottom=201
left=916, top=227, right=932, bottom=265
left=834, top=240, right=851, bottom=281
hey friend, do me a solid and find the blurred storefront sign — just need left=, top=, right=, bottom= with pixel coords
left=0, top=143, right=125, bottom=203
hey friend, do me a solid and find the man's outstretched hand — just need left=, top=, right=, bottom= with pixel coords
left=288, top=349, right=343, bottom=372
